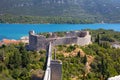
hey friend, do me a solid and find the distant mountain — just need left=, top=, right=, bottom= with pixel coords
left=0, top=0, right=120, bottom=23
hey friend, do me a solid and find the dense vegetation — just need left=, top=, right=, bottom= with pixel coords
left=54, top=45, right=88, bottom=80
left=0, top=43, right=46, bottom=80
left=0, top=0, right=120, bottom=23
left=89, top=29, right=120, bottom=42
left=54, top=29, right=120, bottom=80
left=0, top=14, right=93, bottom=24
left=81, top=43, right=120, bottom=80
left=0, top=29, right=120, bottom=80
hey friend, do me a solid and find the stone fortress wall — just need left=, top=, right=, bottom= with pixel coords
left=28, top=30, right=91, bottom=51
left=51, top=60, right=62, bottom=80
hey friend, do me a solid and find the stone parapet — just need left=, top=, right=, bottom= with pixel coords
left=27, top=30, right=91, bottom=51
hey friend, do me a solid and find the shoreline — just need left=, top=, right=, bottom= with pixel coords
left=0, top=21, right=94, bottom=24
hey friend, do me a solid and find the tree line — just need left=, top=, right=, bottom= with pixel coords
left=0, top=14, right=93, bottom=24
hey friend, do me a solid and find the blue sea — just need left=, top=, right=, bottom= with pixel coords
left=0, top=24, right=120, bottom=40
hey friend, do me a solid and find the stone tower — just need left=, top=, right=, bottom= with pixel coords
left=28, top=30, right=38, bottom=50
left=51, top=60, right=62, bottom=80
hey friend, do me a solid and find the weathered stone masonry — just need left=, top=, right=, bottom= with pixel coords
left=27, top=30, right=91, bottom=51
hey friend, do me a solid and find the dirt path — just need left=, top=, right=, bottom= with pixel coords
left=85, top=55, right=94, bottom=76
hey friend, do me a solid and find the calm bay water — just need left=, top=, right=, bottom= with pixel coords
left=0, top=24, right=120, bottom=40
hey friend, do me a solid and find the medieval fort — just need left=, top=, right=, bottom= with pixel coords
left=27, top=30, right=91, bottom=51
left=26, top=30, right=92, bottom=80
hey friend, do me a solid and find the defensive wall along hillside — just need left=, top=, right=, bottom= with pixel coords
left=27, top=30, right=91, bottom=80
left=44, top=42, right=62, bottom=80
left=27, top=30, right=91, bottom=51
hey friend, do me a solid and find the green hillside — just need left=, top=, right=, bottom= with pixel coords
left=0, top=0, right=120, bottom=23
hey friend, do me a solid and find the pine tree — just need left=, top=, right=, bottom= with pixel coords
left=83, top=55, right=87, bottom=65
left=19, top=46, right=30, bottom=67
left=13, top=51, right=21, bottom=68
left=100, top=57, right=108, bottom=80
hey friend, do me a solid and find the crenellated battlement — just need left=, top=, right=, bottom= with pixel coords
left=27, top=30, right=91, bottom=51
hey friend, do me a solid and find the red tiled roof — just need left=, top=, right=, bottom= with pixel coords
left=2, top=39, right=20, bottom=45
